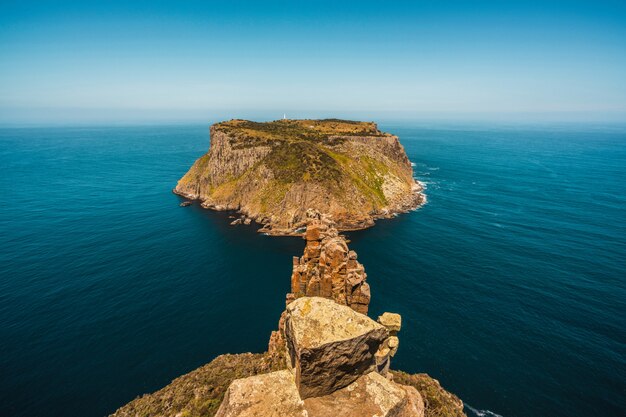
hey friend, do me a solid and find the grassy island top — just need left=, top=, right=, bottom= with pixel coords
left=214, top=119, right=390, bottom=144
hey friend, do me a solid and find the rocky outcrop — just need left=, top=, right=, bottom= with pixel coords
left=213, top=297, right=421, bottom=417
left=376, top=312, right=403, bottom=376
left=174, top=119, right=425, bottom=235
left=111, top=196, right=466, bottom=417
left=284, top=297, right=389, bottom=398
left=214, top=370, right=306, bottom=417
left=112, top=303, right=464, bottom=417
left=288, top=210, right=371, bottom=314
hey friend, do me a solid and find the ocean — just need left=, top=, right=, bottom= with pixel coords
left=0, top=122, right=624, bottom=417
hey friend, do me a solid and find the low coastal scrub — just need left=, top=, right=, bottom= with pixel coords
left=391, top=370, right=466, bottom=417
left=217, top=119, right=385, bottom=146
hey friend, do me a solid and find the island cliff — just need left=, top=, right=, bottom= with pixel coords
left=174, top=119, right=424, bottom=235
left=111, top=213, right=465, bottom=417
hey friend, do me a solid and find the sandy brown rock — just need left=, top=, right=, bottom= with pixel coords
left=174, top=119, right=425, bottom=235
left=304, top=371, right=424, bottom=417
left=284, top=297, right=389, bottom=399
left=399, top=384, right=426, bottom=417
left=379, top=312, right=402, bottom=334
left=214, top=370, right=306, bottom=417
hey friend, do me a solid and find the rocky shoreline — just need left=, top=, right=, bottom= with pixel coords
left=173, top=178, right=426, bottom=236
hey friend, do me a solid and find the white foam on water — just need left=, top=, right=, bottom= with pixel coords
left=465, top=404, right=504, bottom=417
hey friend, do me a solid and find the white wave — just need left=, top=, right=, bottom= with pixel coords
left=410, top=162, right=416, bottom=167
left=465, top=404, right=504, bottom=417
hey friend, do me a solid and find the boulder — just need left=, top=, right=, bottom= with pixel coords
left=215, top=370, right=306, bottom=417
left=284, top=297, right=389, bottom=399
left=378, top=312, right=402, bottom=334
left=305, top=223, right=325, bottom=240
left=303, top=371, right=424, bottom=417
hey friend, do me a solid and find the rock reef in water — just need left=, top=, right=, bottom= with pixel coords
left=174, top=119, right=424, bottom=235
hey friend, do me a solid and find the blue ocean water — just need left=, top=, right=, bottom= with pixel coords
left=0, top=123, right=625, bottom=417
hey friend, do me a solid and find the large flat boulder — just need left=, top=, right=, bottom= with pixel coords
left=284, top=297, right=389, bottom=399
left=214, top=370, right=306, bottom=417
left=304, top=371, right=424, bottom=417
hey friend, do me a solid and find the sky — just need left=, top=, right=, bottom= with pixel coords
left=1, top=0, right=625, bottom=124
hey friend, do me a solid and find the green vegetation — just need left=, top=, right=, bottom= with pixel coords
left=391, top=370, right=466, bottom=417
left=216, top=118, right=385, bottom=149
left=264, top=141, right=343, bottom=185
left=325, top=149, right=388, bottom=207
left=177, top=153, right=211, bottom=186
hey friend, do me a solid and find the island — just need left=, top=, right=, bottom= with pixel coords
left=174, top=119, right=425, bottom=235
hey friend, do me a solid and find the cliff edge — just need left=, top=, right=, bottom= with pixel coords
left=111, top=218, right=465, bottom=417
left=174, top=119, right=424, bottom=235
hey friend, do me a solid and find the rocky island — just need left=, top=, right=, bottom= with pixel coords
left=174, top=119, right=424, bottom=235
left=112, top=212, right=465, bottom=417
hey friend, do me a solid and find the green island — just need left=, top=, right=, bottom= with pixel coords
left=174, top=119, right=424, bottom=235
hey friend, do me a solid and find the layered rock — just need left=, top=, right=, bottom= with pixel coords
left=288, top=210, right=370, bottom=314
left=304, top=372, right=424, bottom=417
left=283, top=297, right=389, bottom=398
left=174, top=119, right=425, bottom=235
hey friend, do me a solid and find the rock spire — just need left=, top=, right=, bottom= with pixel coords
left=288, top=209, right=370, bottom=314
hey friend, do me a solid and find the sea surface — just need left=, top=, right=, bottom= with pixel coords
left=0, top=122, right=625, bottom=417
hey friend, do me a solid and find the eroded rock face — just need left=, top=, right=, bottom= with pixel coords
left=288, top=211, right=370, bottom=314
left=284, top=297, right=389, bottom=399
left=304, top=371, right=424, bottom=417
left=214, top=370, right=306, bottom=417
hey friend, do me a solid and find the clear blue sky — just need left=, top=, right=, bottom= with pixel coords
left=1, top=0, right=625, bottom=124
